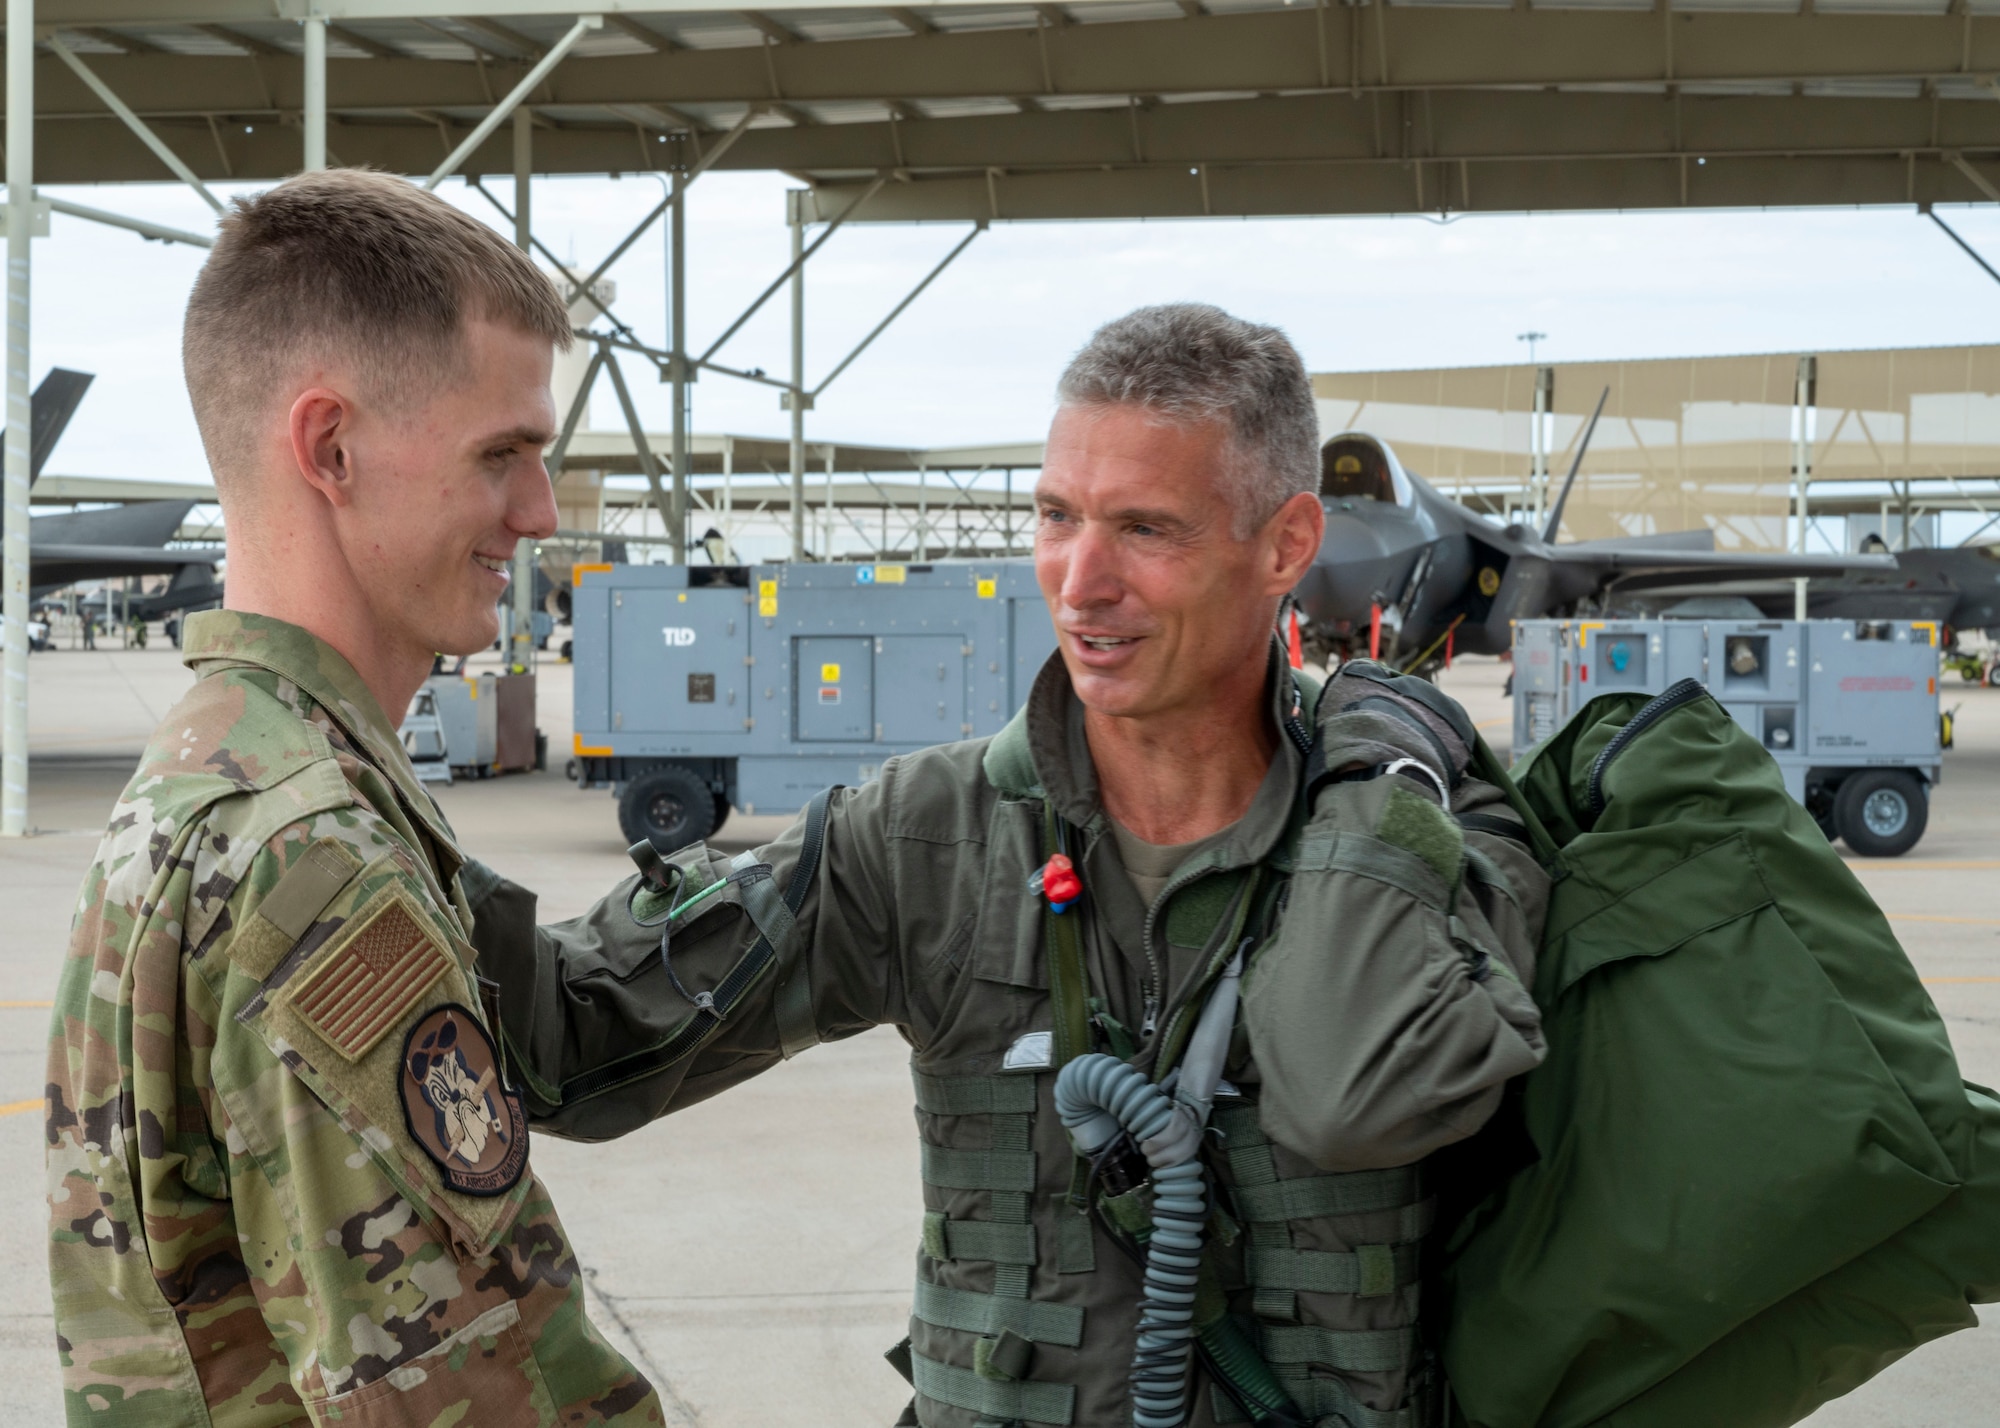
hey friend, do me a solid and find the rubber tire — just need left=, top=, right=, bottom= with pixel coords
left=618, top=764, right=717, bottom=854
left=711, top=793, right=732, bottom=837
left=1833, top=769, right=1928, bottom=858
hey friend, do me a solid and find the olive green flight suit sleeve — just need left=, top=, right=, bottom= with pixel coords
left=1241, top=709, right=1550, bottom=1174
left=467, top=772, right=916, bottom=1144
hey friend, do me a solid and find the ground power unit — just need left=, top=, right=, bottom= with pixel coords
left=1512, top=617, right=1943, bottom=856
left=570, top=559, right=1055, bottom=851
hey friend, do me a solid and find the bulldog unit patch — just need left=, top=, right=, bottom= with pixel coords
left=399, top=1004, right=529, bottom=1198
left=290, top=891, right=451, bottom=1061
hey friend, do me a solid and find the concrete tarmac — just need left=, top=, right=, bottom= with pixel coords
left=3, top=641, right=1995, bottom=1425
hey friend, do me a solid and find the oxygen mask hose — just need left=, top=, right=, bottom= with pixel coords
left=1053, top=951, right=1247, bottom=1428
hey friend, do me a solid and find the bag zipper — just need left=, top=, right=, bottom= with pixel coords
left=1586, top=677, right=1711, bottom=819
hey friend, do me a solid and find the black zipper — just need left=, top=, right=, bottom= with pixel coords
left=1586, top=677, right=1711, bottom=819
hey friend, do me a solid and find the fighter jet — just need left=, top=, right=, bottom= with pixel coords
left=1622, top=536, right=2000, bottom=635
left=1293, top=414, right=1898, bottom=668
left=24, top=368, right=225, bottom=599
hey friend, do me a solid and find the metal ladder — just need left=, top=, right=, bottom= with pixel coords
left=401, top=688, right=453, bottom=785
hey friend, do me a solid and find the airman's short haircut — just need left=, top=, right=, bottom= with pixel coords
left=182, top=168, right=572, bottom=498
left=1057, top=303, right=1319, bottom=537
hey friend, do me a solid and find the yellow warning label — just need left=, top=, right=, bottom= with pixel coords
left=976, top=577, right=997, bottom=600
left=758, top=579, right=778, bottom=619
left=677, top=592, right=687, bottom=603
left=873, top=564, right=907, bottom=585
left=821, top=662, right=842, bottom=683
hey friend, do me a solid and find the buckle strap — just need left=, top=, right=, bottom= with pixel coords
left=912, top=1349, right=1076, bottom=1426
left=1232, top=1170, right=1426, bottom=1224
left=913, top=1280, right=1084, bottom=1348
left=915, top=1072, right=1038, bottom=1117
left=1260, top=1325, right=1418, bottom=1374
left=922, top=1142, right=1038, bottom=1194
left=925, top=1211, right=1037, bottom=1266
left=1247, top=1243, right=1419, bottom=1298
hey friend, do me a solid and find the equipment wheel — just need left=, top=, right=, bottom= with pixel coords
left=618, top=764, right=717, bottom=854
left=712, top=793, right=732, bottom=837
left=1833, top=769, right=1928, bottom=858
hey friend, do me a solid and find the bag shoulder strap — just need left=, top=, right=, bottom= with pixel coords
left=556, top=785, right=838, bottom=1106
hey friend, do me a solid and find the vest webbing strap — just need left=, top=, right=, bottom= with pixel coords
left=1042, top=805, right=1091, bottom=1073
left=1210, top=1374, right=1430, bottom=1428
left=556, top=787, right=835, bottom=1106
left=914, top=1072, right=1038, bottom=1117
left=1230, top=1169, right=1425, bottom=1224
left=1260, top=1325, right=1419, bottom=1374
left=922, top=1142, right=1038, bottom=1194
left=913, top=1280, right=1085, bottom=1348
left=911, top=1350, right=1076, bottom=1426
left=928, top=1216, right=1037, bottom=1266
left=1247, top=1243, right=1419, bottom=1298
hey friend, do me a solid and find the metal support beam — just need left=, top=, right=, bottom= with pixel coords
left=563, top=108, right=755, bottom=310
left=46, top=36, right=224, bottom=213
left=788, top=189, right=806, bottom=562
left=509, top=108, right=535, bottom=673
left=422, top=13, right=601, bottom=191
left=698, top=174, right=884, bottom=369
left=303, top=15, right=327, bottom=172
left=811, top=221, right=983, bottom=400
left=1927, top=207, right=2000, bottom=287
left=1794, top=354, right=1816, bottom=621
left=546, top=346, right=603, bottom=477
left=600, top=345, right=674, bottom=538
left=44, top=195, right=212, bottom=247
left=669, top=164, right=688, bottom=568
left=4, top=0, right=28, bottom=836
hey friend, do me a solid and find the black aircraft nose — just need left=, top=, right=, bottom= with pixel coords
left=1320, top=508, right=1397, bottom=566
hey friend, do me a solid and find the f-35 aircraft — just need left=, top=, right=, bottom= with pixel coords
left=1293, top=428, right=1899, bottom=668
left=24, top=368, right=225, bottom=604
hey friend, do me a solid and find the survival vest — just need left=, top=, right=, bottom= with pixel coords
left=1439, top=679, right=2000, bottom=1428
left=891, top=673, right=1482, bottom=1428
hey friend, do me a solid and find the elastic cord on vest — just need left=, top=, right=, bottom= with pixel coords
left=1053, top=951, right=1246, bottom=1428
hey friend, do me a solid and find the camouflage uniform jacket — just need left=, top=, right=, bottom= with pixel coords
left=46, top=610, right=660, bottom=1427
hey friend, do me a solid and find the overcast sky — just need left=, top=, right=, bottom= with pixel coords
left=31, top=171, right=2000, bottom=486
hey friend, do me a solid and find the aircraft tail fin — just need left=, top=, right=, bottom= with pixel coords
left=1540, top=385, right=1610, bottom=545
left=28, top=368, right=93, bottom=486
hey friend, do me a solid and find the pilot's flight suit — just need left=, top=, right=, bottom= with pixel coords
left=472, top=642, right=1549, bottom=1427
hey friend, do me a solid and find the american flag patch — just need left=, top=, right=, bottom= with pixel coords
left=289, top=892, right=452, bottom=1061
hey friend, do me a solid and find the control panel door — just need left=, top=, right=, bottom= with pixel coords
left=876, top=635, right=967, bottom=744
left=610, top=588, right=750, bottom=735
left=796, top=636, right=874, bottom=741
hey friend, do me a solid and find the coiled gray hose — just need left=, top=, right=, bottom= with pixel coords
left=1052, top=950, right=1245, bottom=1428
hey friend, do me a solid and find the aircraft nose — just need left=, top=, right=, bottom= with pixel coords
left=1319, top=509, right=1394, bottom=565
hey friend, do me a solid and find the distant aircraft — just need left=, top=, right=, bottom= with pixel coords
left=23, top=369, right=225, bottom=603
left=1293, top=422, right=1899, bottom=669
left=1624, top=536, right=2000, bottom=635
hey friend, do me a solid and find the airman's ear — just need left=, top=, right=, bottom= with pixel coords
left=289, top=388, right=356, bottom=508
left=1264, top=489, right=1325, bottom=593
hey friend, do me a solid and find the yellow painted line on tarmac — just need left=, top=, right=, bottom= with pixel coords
left=1474, top=718, right=1508, bottom=729
left=1890, top=914, right=2000, bottom=927
left=0, top=1099, right=40, bottom=1118
left=0, top=1001, right=51, bottom=1009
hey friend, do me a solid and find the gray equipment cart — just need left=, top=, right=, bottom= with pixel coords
left=571, top=560, right=1055, bottom=850
left=1512, top=617, right=1943, bottom=856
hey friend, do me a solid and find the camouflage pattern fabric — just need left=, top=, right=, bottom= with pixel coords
left=46, top=610, right=661, bottom=1426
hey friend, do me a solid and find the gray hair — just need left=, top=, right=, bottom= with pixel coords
left=1056, top=303, right=1319, bottom=535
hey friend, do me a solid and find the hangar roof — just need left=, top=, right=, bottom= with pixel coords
left=22, top=0, right=2000, bottom=219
